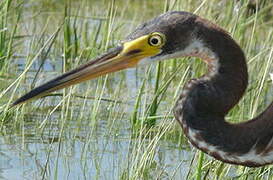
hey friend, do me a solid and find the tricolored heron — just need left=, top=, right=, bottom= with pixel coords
left=12, top=11, right=273, bottom=167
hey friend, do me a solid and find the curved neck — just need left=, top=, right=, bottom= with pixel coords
left=178, top=34, right=248, bottom=122
left=186, top=37, right=248, bottom=116
left=177, top=37, right=248, bottom=129
left=174, top=30, right=273, bottom=167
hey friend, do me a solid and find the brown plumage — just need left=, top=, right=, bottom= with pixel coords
left=13, top=11, right=273, bottom=167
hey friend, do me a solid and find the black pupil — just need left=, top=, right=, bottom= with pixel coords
left=151, top=37, right=159, bottom=45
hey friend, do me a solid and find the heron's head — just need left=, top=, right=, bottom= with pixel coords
left=12, top=11, right=217, bottom=106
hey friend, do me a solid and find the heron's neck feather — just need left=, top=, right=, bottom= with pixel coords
left=174, top=33, right=273, bottom=167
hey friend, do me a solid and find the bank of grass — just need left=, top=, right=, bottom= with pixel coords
left=0, top=0, right=273, bottom=179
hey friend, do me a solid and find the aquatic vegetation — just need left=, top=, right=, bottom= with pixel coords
left=0, top=0, right=272, bottom=179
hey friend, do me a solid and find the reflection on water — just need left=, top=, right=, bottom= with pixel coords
left=1, top=135, right=192, bottom=179
left=0, top=1, right=195, bottom=179
left=1, top=103, right=192, bottom=179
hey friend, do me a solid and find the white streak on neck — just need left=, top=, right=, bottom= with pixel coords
left=138, top=39, right=220, bottom=79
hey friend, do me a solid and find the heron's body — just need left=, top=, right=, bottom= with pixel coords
left=13, top=11, right=273, bottom=167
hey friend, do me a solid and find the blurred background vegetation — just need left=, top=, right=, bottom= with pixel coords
left=0, top=0, right=272, bottom=179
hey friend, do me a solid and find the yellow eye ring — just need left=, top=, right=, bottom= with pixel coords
left=148, top=32, right=165, bottom=47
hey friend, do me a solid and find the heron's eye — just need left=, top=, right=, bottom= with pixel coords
left=148, top=33, right=165, bottom=47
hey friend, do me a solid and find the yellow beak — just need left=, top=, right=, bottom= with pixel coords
left=12, top=35, right=161, bottom=106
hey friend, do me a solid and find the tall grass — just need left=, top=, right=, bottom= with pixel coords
left=0, top=0, right=272, bottom=179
